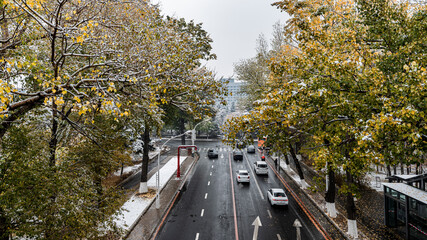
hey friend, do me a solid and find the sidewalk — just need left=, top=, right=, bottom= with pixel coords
left=124, top=154, right=198, bottom=240
left=270, top=156, right=402, bottom=240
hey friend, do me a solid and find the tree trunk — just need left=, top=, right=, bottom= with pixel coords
left=45, top=102, right=58, bottom=239
left=180, top=117, right=185, bottom=145
left=0, top=207, right=9, bottom=240
left=346, top=170, right=358, bottom=238
left=386, top=164, right=391, bottom=176
left=288, top=143, right=306, bottom=188
left=325, top=164, right=337, bottom=218
left=393, top=165, right=397, bottom=175
left=284, top=153, right=290, bottom=166
left=49, top=102, right=58, bottom=167
left=94, top=164, right=104, bottom=211
left=139, top=124, right=150, bottom=193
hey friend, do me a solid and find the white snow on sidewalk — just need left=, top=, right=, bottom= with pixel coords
left=279, top=159, right=310, bottom=188
left=113, top=156, right=188, bottom=232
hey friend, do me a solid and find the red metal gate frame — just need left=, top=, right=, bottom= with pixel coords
left=177, top=145, right=197, bottom=178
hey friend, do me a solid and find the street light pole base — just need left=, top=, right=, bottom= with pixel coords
left=155, top=197, right=160, bottom=209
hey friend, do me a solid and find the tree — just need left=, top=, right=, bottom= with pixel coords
left=234, top=34, right=270, bottom=109
left=224, top=0, right=426, bottom=238
left=0, top=0, right=226, bottom=238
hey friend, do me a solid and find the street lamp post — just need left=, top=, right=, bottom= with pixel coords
left=155, top=130, right=191, bottom=209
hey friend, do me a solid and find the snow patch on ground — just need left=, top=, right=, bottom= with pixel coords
left=280, top=160, right=310, bottom=188
left=113, top=156, right=187, bottom=232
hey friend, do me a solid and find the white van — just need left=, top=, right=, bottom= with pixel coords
left=254, top=161, right=268, bottom=175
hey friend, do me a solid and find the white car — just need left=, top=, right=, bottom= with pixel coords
left=267, top=188, right=288, bottom=206
left=254, top=161, right=268, bottom=175
left=236, top=170, right=250, bottom=183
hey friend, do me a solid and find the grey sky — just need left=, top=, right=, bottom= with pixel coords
left=152, top=0, right=288, bottom=78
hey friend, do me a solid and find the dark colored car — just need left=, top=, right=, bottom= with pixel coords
left=207, top=149, right=218, bottom=159
left=247, top=145, right=256, bottom=153
left=233, top=150, right=243, bottom=161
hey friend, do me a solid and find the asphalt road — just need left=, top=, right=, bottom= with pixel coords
left=155, top=140, right=325, bottom=240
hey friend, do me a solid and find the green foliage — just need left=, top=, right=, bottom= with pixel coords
left=0, top=0, right=226, bottom=238
left=224, top=0, right=426, bottom=200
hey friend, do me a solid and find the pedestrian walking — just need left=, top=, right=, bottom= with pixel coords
left=274, top=158, right=278, bottom=170
left=261, top=155, right=265, bottom=161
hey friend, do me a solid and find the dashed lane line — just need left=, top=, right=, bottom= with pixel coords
left=243, top=152, right=265, bottom=200
left=267, top=209, right=272, bottom=219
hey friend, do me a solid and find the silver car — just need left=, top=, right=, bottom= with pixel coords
left=247, top=145, right=256, bottom=153
left=236, top=170, right=250, bottom=183
left=267, top=188, right=288, bottom=206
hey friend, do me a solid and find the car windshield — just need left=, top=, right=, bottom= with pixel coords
left=274, top=192, right=286, bottom=197
left=258, top=164, right=267, bottom=168
left=239, top=172, right=248, bottom=175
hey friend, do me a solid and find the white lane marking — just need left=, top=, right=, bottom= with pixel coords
left=277, top=234, right=282, bottom=240
left=210, top=172, right=212, bottom=176
left=205, top=193, right=208, bottom=199
left=213, top=160, right=215, bottom=163
left=212, top=165, right=214, bottom=168
left=267, top=209, right=272, bottom=219
left=195, top=233, right=200, bottom=240
left=208, top=181, right=210, bottom=186
left=201, top=209, right=205, bottom=217
left=243, top=152, right=265, bottom=200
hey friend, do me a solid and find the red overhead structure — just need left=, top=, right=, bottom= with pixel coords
left=177, top=145, right=197, bottom=178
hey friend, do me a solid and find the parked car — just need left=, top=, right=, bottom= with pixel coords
left=247, top=145, right=256, bottom=153
left=267, top=188, right=288, bottom=206
left=254, top=161, right=268, bottom=175
left=236, top=170, right=250, bottom=183
left=233, top=150, right=243, bottom=161
left=207, top=149, right=218, bottom=159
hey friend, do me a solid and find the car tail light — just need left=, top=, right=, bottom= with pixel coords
left=238, top=176, right=240, bottom=179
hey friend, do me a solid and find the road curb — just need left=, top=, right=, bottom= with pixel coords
left=268, top=155, right=351, bottom=240
left=147, top=153, right=200, bottom=240
left=123, top=155, right=192, bottom=239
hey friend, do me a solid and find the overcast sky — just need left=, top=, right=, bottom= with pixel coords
left=151, top=0, right=288, bottom=78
